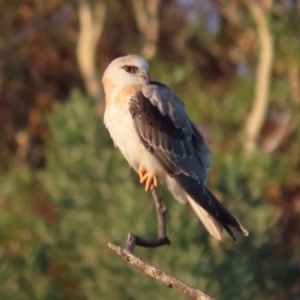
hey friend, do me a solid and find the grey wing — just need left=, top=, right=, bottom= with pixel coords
left=130, top=81, right=211, bottom=184
left=129, top=81, right=248, bottom=240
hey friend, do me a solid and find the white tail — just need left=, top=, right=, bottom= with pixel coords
left=187, top=196, right=223, bottom=240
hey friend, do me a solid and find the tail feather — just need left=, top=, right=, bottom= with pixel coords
left=187, top=196, right=222, bottom=240
left=205, top=187, right=249, bottom=239
left=174, top=173, right=248, bottom=241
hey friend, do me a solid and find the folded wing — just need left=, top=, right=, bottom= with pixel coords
left=129, top=81, right=248, bottom=241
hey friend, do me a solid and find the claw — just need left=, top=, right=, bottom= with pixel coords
left=138, top=164, right=158, bottom=192
left=138, top=164, right=146, bottom=181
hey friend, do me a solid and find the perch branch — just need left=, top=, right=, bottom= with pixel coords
left=108, top=187, right=215, bottom=299
left=126, top=186, right=170, bottom=252
left=108, top=243, right=215, bottom=300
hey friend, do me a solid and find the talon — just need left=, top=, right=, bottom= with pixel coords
left=138, top=164, right=158, bottom=192
left=138, top=164, right=146, bottom=181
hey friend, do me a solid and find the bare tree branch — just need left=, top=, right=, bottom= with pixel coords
left=108, top=243, right=216, bottom=300
left=243, top=0, right=274, bottom=153
left=126, top=186, right=170, bottom=252
left=133, top=0, right=160, bottom=59
left=108, top=186, right=215, bottom=299
left=77, top=0, right=106, bottom=101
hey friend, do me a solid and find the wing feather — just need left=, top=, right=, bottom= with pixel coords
left=129, top=81, right=248, bottom=240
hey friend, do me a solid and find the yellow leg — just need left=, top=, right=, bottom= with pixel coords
left=138, top=164, right=158, bottom=192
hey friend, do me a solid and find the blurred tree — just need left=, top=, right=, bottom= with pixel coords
left=77, top=0, right=106, bottom=102
left=133, top=0, right=160, bottom=59
left=0, top=0, right=299, bottom=299
left=243, top=0, right=274, bottom=153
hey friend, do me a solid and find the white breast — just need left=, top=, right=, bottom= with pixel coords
left=104, top=102, right=143, bottom=171
left=104, top=101, right=164, bottom=178
left=104, top=98, right=187, bottom=205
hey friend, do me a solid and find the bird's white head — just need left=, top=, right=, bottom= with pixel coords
left=102, top=55, right=150, bottom=89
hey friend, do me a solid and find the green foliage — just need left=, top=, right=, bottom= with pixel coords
left=1, top=1, right=300, bottom=299
left=1, top=91, right=297, bottom=299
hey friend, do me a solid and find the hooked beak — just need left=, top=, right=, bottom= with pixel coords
left=141, top=72, right=150, bottom=81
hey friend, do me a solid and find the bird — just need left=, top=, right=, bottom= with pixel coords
left=102, top=54, right=248, bottom=242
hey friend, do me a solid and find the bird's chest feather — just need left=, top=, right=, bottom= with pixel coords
left=104, top=103, right=145, bottom=171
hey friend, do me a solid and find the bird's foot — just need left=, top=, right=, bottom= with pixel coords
left=138, top=164, right=158, bottom=192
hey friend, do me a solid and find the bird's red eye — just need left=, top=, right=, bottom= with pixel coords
left=123, top=65, right=138, bottom=74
